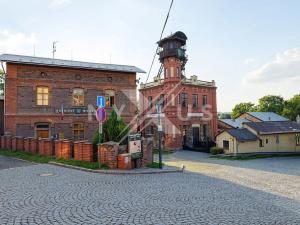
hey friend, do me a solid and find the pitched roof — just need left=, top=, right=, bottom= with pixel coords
left=219, top=118, right=249, bottom=128
left=246, top=112, right=289, bottom=122
left=0, top=54, right=145, bottom=74
left=244, top=121, right=300, bottom=134
left=225, top=128, right=258, bottom=141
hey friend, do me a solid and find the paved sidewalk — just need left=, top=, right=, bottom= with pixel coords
left=0, top=164, right=300, bottom=224
left=0, top=155, right=34, bottom=170
left=161, top=151, right=300, bottom=201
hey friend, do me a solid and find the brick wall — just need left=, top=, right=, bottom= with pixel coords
left=74, top=141, right=93, bottom=162
left=0, top=99, right=3, bottom=135
left=4, top=63, right=137, bottom=141
left=55, top=140, right=71, bottom=160
left=98, top=142, right=119, bottom=169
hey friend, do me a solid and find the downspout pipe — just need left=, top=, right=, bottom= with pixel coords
left=1, top=61, right=6, bottom=135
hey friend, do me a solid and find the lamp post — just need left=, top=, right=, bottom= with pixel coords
left=156, top=104, right=163, bottom=169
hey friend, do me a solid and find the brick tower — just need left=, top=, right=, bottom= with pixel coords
left=139, top=31, right=217, bottom=151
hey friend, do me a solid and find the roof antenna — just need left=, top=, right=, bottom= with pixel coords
left=52, top=41, right=58, bottom=59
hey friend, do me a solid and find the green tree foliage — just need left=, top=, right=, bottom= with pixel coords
left=256, top=95, right=285, bottom=115
left=0, top=70, right=4, bottom=95
left=231, top=102, right=256, bottom=119
left=282, top=94, right=300, bottom=121
left=218, top=112, right=231, bottom=119
left=93, top=109, right=130, bottom=146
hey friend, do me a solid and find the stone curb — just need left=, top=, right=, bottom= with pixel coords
left=49, top=161, right=183, bottom=175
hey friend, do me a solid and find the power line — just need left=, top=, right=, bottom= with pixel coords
left=145, top=0, right=174, bottom=83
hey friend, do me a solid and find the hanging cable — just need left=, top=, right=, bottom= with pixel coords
left=145, top=0, right=174, bottom=83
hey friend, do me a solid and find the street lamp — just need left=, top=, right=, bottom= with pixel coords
left=156, top=103, right=163, bottom=169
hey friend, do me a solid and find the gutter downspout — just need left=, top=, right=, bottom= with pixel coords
left=1, top=62, right=6, bottom=135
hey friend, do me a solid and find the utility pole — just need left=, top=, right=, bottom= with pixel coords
left=156, top=103, right=163, bottom=169
left=52, top=41, right=58, bottom=59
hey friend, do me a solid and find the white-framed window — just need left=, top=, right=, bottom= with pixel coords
left=296, top=134, right=300, bottom=146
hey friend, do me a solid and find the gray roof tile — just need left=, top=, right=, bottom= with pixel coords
left=244, top=121, right=300, bottom=134
left=0, top=54, right=145, bottom=74
left=247, top=112, right=289, bottom=122
left=226, top=128, right=258, bottom=141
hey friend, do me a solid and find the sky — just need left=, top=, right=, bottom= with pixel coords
left=0, top=0, right=300, bottom=112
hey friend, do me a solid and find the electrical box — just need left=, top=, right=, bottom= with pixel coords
left=128, top=133, right=142, bottom=156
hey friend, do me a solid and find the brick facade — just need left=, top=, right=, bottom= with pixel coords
left=139, top=32, right=217, bottom=151
left=4, top=62, right=138, bottom=141
left=0, top=98, right=3, bottom=135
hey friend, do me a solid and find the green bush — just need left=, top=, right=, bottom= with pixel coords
left=210, top=146, right=224, bottom=155
left=93, top=109, right=130, bottom=148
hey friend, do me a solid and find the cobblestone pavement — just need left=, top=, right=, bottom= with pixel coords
left=0, top=164, right=300, bottom=224
left=161, top=151, right=300, bottom=202
left=0, top=156, right=34, bottom=170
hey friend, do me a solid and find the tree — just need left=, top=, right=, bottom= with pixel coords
left=257, top=95, right=285, bottom=115
left=231, top=102, right=256, bottom=119
left=93, top=109, right=130, bottom=146
left=218, top=112, right=231, bottom=119
left=0, top=70, right=4, bottom=96
left=282, top=94, right=300, bottom=121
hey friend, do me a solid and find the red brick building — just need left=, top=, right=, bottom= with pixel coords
left=0, top=54, right=144, bottom=141
left=139, top=31, right=217, bottom=150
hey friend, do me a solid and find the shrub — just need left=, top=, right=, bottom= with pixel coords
left=210, top=146, right=224, bottom=155
left=93, top=109, right=130, bottom=149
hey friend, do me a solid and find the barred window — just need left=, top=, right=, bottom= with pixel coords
left=192, top=94, right=198, bottom=108
left=36, top=86, right=49, bottom=106
left=202, top=95, right=208, bottom=106
left=73, top=123, right=84, bottom=141
left=72, top=88, right=84, bottom=106
left=181, top=93, right=188, bottom=107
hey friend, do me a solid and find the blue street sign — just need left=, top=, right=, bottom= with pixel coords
left=97, top=96, right=105, bottom=107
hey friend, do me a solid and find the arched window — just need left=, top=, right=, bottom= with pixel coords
left=36, top=86, right=49, bottom=106
left=73, top=88, right=84, bottom=106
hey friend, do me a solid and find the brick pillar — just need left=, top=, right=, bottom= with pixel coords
left=5, top=136, right=12, bottom=150
left=11, top=136, right=17, bottom=151
left=29, top=138, right=38, bottom=154
left=24, top=138, right=30, bottom=152
left=74, top=141, right=84, bottom=161
left=16, top=137, right=24, bottom=151
left=1, top=136, right=5, bottom=149
left=141, top=137, right=153, bottom=167
left=43, top=139, right=53, bottom=156
left=38, top=138, right=53, bottom=156
left=82, top=142, right=93, bottom=162
left=55, top=140, right=71, bottom=160
left=97, top=141, right=119, bottom=169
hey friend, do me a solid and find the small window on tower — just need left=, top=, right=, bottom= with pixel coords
left=177, top=67, right=180, bottom=77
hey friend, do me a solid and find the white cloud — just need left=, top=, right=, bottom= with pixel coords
left=49, top=0, right=71, bottom=9
left=244, top=58, right=255, bottom=64
left=244, top=48, right=300, bottom=83
left=0, top=30, right=37, bottom=54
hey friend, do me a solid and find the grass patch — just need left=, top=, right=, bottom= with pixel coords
left=53, top=158, right=108, bottom=170
left=146, top=161, right=164, bottom=169
left=153, top=149, right=174, bottom=155
left=211, top=153, right=300, bottom=160
left=0, top=149, right=108, bottom=170
left=0, top=149, right=53, bottom=163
